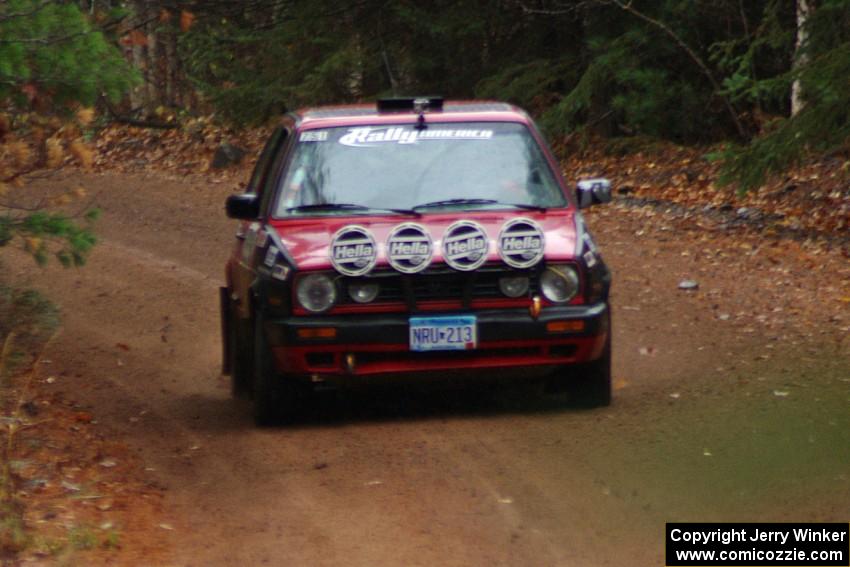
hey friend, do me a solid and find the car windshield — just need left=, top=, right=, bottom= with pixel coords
left=272, top=122, right=567, bottom=217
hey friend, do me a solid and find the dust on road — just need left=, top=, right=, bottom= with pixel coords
left=7, top=170, right=849, bottom=566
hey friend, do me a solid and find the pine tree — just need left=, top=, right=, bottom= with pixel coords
left=0, top=0, right=136, bottom=266
left=718, top=0, right=850, bottom=190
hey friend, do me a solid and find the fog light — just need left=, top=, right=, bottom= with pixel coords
left=499, top=276, right=530, bottom=298
left=348, top=281, right=380, bottom=303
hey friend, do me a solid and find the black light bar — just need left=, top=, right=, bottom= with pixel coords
left=377, top=97, right=444, bottom=113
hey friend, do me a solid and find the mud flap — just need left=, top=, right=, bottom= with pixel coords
left=220, top=287, right=232, bottom=375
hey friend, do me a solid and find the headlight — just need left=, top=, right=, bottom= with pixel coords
left=540, top=265, right=579, bottom=303
left=348, top=280, right=380, bottom=303
left=296, top=273, right=337, bottom=313
left=499, top=276, right=529, bottom=298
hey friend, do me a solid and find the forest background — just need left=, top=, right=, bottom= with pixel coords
left=1, top=0, right=848, bottom=313
left=2, top=0, right=847, bottom=332
left=1, top=0, right=849, bottom=559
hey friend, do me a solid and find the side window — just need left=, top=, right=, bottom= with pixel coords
left=246, top=127, right=287, bottom=197
left=258, top=129, right=294, bottom=216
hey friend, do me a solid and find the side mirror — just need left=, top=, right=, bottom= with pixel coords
left=576, top=178, right=612, bottom=209
left=226, top=193, right=260, bottom=220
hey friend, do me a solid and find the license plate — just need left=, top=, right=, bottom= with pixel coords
left=409, top=316, right=478, bottom=352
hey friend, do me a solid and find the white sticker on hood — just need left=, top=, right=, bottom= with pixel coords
left=442, top=221, right=489, bottom=271
left=339, top=126, right=493, bottom=147
left=498, top=218, right=544, bottom=269
left=330, top=226, right=377, bottom=276
left=387, top=223, right=433, bottom=274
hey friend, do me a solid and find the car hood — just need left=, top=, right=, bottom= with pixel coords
left=267, top=210, right=579, bottom=272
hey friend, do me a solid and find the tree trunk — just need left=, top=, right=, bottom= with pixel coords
left=128, top=0, right=150, bottom=115
left=145, top=3, right=158, bottom=111
left=791, top=0, right=814, bottom=116
left=164, top=24, right=177, bottom=107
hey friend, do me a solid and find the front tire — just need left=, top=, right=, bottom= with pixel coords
left=229, top=306, right=253, bottom=399
left=569, top=338, right=612, bottom=407
left=252, top=312, right=306, bottom=426
left=546, top=335, right=612, bottom=408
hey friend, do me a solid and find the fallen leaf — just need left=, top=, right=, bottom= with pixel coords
left=74, top=412, right=93, bottom=424
left=76, top=107, right=95, bottom=126
left=69, top=140, right=94, bottom=170
left=180, top=10, right=195, bottom=32
left=45, top=137, right=63, bottom=168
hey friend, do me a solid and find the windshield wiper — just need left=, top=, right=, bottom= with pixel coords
left=413, top=198, right=498, bottom=210
left=286, top=203, right=417, bottom=215
left=501, top=202, right=549, bottom=212
left=412, top=198, right=547, bottom=212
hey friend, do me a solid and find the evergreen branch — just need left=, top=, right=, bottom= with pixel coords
left=601, top=0, right=749, bottom=140
left=0, top=0, right=52, bottom=23
left=0, top=28, right=93, bottom=45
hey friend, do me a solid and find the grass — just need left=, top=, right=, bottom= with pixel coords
left=0, top=280, right=124, bottom=562
left=102, top=529, right=121, bottom=550
left=29, top=534, right=65, bottom=557
left=68, top=526, right=97, bottom=551
left=0, top=504, right=28, bottom=554
left=0, top=279, right=59, bottom=559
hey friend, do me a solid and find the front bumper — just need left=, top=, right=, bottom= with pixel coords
left=263, top=303, right=609, bottom=378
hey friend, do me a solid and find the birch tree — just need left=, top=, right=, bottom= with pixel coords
left=791, top=0, right=814, bottom=116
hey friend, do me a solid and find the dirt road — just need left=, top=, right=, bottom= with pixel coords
left=10, top=170, right=850, bottom=566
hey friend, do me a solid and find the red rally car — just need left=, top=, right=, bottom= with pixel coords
left=221, top=97, right=613, bottom=424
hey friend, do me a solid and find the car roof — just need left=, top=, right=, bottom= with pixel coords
left=288, top=100, right=534, bottom=130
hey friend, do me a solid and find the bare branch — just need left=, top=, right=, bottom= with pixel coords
left=515, top=0, right=583, bottom=16
left=0, top=199, right=45, bottom=212
left=738, top=0, right=751, bottom=39
left=99, top=94, right=178, bottom=129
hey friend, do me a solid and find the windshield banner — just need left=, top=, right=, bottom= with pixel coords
left=339, top=126, right=494, bottom=147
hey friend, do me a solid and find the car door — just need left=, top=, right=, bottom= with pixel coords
left=230, top=127, right=288, bottom=319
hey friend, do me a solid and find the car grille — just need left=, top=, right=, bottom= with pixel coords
left=340, top=266, right=539, bottom=307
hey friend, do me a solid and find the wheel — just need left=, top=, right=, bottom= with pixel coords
left=229, top=305, right=254, bottom=399
left=546, top=334, right=612, bottom=408
left=252, top=311, right=306, bottom=425
left=569, top=337, right=611, bottom=407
